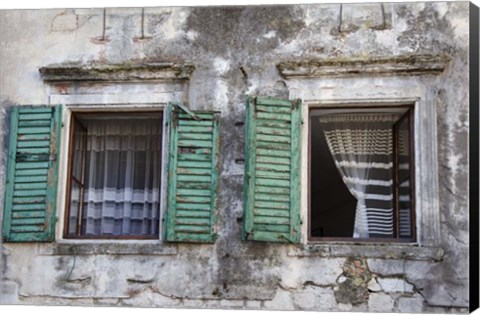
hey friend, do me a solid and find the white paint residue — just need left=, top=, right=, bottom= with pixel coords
left=434, top=2, right=450, bottom=18
left=447, top=152, right=463, bottom=177
left=263, top=30, right=277, bottom=39
left=278, top=40, right=303, bottom=57
left=213, top=57, right=230, bottom=75
left=185, top=30, right=198, bottom=41
left=394, top=17, right=409, bottom=34
left=451, top=17, right=469, bottom=41
left=214, top=79, right=229, bottom=110
left=159, top=8, right=189, bottom=41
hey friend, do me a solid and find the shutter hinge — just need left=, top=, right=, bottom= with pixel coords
left=292, top=99, right=300, bottom=110
left=175, top=102, right=200, bottom=120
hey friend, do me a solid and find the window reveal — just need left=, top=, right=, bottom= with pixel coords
left=65, top=113, right=163, bottom=238
left=309, top=107, right=414, bottom=241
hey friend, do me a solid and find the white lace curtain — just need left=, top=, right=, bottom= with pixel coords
left=80, top=118, right=162, bottom=236
left=319, top=114, right=399, bottom=238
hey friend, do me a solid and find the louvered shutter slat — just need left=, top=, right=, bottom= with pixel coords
left=3, top=106, right=62, bottom=242
left=165, top=104, right=219, bottom=243
left=243, top=96, right=302, bottom=243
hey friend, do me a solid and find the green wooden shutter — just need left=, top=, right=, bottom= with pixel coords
left=2, top=106, right=62, bottom=242
left=243, top=96, right=302, bottom=243
left=164, top=104, right=219, bottom=243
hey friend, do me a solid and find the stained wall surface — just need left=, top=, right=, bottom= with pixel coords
left=0, top=2, right=471, bottom=312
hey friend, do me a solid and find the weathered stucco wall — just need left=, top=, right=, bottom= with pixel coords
left=0, top=2, right=471, bottom=312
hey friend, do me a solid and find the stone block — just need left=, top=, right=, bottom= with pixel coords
left=337, top=302, right=353, bottom=311
left=367, top=258, right=405, bottom=275
left=397, top=295, right=424, bottom=313
left=377, top=278, right=414, bottom=293
left=368, top=293, right=394, bottom=312
left=292, top=286, right=337, bottom=311
left=367, top=278, right=381, bottom=292
left=264, top=289, right=295, bottom=310
left=292, top=291, right=316, bottom=310
left=245, top=300, right=262, bottom=309
left=219, top=299, right=244, bottom=308
left=0, top=281, right=19, bottom=304
left=51, top=14, right=78, bottom=32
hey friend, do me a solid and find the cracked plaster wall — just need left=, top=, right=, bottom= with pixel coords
left=0, top=2, right=471, bottom=312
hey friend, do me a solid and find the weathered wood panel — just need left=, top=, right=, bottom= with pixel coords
left=2, top=106, right=62, bottom=242
left=243, top=96, right=302, bottom=243
left=165, top=104, right=219, bottom=243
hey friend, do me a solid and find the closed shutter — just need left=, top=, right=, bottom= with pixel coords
left=2, top=106, right=62, bottom=242
left=243, top=96, right=302, bottom=243
left=164, top=104, right=220, bottom=243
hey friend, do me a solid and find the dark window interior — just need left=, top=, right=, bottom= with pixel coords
left=310, top=118, right=357, bottom=237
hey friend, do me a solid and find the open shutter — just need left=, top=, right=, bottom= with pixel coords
left=243, top=96, right=302, bottom=243
left=164, top=104, right=219, bottom=243
left=3, top=106, right=62, bottom=242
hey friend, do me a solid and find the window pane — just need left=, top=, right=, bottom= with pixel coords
left=67, top=114, right=162, bottom=238
left=72, top=120, right=86, bottom=180
left=397, top=116, right=411, bottom=182
left=398, top=179, right=412, bottom=238
left=67, top=180, right=81, bottom=236
left=396, top=115, right=413, bottom=239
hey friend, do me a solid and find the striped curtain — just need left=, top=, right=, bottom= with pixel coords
left=319, top=114, right=399, bottom=238
left=68, top=118, right=162, bottom=237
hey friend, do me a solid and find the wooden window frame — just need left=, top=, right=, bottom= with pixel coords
left=392, top=108, right=416, bottom=240
left=307, top=105, right=416, bottom=243
left=63, top=111, right=164, bottom=240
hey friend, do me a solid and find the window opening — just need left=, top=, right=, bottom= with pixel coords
left=64, top=112, right=163, bottom=239
left=309, top=106, right=414, bottom=241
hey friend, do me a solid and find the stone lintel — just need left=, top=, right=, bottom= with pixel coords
left=38, top=242, right=178, bottom=256
left=288, top=244, right=444, bottom=261
left=39, top=62, right=195, bottom=82
left=277, top=54, right=451, bottom=79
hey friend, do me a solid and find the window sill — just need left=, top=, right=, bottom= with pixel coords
left=38, top=241, right=178, bottom=256
left=288, top=243, right=444, bottom=261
